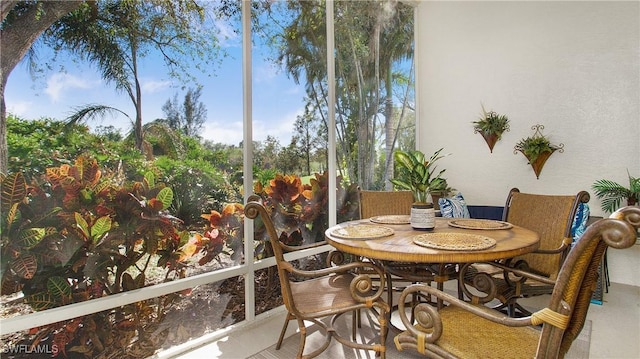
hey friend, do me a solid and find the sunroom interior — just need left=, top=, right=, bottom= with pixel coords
left=2, top=1, right=639, bottom=359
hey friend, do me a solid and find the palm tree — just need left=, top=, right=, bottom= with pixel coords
left=271, top=0, right=414, bottom=190
left=66, top=105, right=183, bottom=160
left=44, top=1, right=218, bottom=153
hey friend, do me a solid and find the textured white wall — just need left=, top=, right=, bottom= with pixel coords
left=415, top=1, right=640, bottom=285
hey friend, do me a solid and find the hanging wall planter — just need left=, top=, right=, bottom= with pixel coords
left=514, top=124, right=564, bottom=179
left=473, top=105, right=510, bottom=153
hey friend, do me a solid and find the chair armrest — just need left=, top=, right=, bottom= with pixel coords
left=396, top=284, right=569, bottom=344
left=531, top=236, right=573, bottom=254
left=488, top=260, right=556, bottom=285
left=458, top=261, right=556, bottom=304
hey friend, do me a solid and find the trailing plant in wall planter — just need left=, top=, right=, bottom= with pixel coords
left=514, top=124, right=564, bottom=179
left=473, top=105, right=510, bottom=153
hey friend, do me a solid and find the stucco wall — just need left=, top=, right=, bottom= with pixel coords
left=415, top=1, right=639, bottom=286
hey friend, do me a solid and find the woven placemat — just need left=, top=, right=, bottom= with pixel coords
left=413, top=232, right=496, bottom=251
left=448, top=219, right=513, bottom=230
left=370, top=215, right=410, bottom=225
left=330, top=224, right=394, bottom=240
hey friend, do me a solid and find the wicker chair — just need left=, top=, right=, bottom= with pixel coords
left=359, top=189, right=413, bottom=218
left=460, top=188, right=590, bottom=316
left=358, top=190, right=455, bottom=322
left=394, top=205, right=640, bottom=358
left=244, top=200, right=390, bottom=359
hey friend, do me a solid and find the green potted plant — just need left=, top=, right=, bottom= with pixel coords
left=592, top=171, right=640, bottom=213
left=391, top=148, right=447, bottom=230
left=429, top=177, right=454, bottom=210
left=514, top=124, right=564, bottom=179
left=473, top=105, right=510, bottom=153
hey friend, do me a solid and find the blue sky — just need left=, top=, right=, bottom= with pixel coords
left=5, top=21, right=304, bottom=147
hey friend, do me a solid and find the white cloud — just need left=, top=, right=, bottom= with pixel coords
left=200, top=108, right=301, bottom=146
left=253, top=108, right=301, bottom=144
left=6, top=100, right=33, bottom=117
left=201, top=120, right=244, bottom=145
left=44, top=73, right=94, bottom=102
left=142, top=79, right=171, bottom=94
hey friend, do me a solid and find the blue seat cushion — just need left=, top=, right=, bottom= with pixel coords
left=439, top=192, right=471, bottom=218
left=467, top=205, right=504, bottom=220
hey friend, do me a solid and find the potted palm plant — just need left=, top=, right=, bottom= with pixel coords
left=473, top=105, right=510, bottom=153
left=592, top=171, right=640, bottom=213
left=390, top=148, right=447, bottom=230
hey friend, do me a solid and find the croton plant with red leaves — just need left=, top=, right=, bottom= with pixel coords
left=250, top=172, right=359, bottom=258
left=1, top=156, right=196, bottom=356
left=0, top=156, right=359, bottom=357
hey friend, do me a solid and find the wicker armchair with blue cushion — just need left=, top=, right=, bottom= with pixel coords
left=394, top=206, right=639, bottom=358
left=459, top=188, right=590, bottom=316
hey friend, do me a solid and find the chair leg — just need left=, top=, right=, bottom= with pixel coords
left=385, top=272, right=394, bottom=310
left=352, top=310, right=357, bottom=340
left=295, top=318, right=308, bottom=359
left=276, top=312, right=294, bottom=350
left=603, top=250, right=610, bottom=292
left=378, top=306, right=388, bottom=359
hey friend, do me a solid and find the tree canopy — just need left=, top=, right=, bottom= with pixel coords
left=260, top=0, right=415, bottom=189
left=161, top=86, right=207, bottom=138
left=42, top=0, right=222, bottom=152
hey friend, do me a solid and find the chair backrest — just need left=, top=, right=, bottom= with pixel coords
left=503, top=188, right=590, bottom=279
left=244, top=199, right=297, bottom=314
left=359, top=189, right=414, bottom=219
left=537, top=206, right=639, bottom=358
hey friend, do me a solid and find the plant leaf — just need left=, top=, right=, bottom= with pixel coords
left=156, top=187, right=174, bottom=210
left=11, top=254, right=38, bottom=279
left=75, top=212, right=89, bottom=239
left=18, top=228, right=46, bottom=249
left=91, top=216, right=112, bottom=242
left=4, top=202, right=21, bottom=230
left=47, top=276, right=72, bottom=298
left=121, top=272, right=137, bottom=291
left=24, top=293, right=56, bottom=311
left=1, top=172, right=27, bottom=213
left=394, top=151, right=415, bottom=171
left=144, top=172, right=155, bottom=189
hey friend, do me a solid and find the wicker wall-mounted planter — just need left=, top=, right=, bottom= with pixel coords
left=478, top=131, right=500, bottom=153
left=518, top=148, right=555, bottom=179
left=514, top=125, right=564, bottom=179
left=473, top=106, right=509, bottom=153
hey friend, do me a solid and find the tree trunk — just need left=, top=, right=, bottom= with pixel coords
left=0, top=1, right=84, bottom=173
left=384, top=58, right=395, bottom=190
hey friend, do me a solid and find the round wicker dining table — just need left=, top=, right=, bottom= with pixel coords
left=326, top=217, right=541, bottom=331
left=325, top=217, right=540, bottom=264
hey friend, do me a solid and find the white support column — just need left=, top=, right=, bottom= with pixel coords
left=326, top=0, right=337, bottom=226
left=242, top=0, right=256, bottom=322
